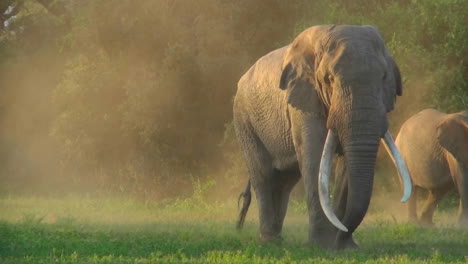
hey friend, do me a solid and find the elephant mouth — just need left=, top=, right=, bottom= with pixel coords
left=317, top=129, right=412, bottom=232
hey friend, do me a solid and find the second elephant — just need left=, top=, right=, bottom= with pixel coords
left=396, top=109, right=468, bottom=227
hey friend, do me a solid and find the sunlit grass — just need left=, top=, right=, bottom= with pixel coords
left=0, top=195, right=467, bottom=264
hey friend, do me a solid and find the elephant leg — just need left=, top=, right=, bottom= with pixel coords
left=250, top=164, right=277, bottom=241
left=235, top=122, right=276, bottom=241
left=455, top=166, right=468, bottom=227
left=408, top=186, right=419, bottom=224
left=334, top=186, right=359, bottom=250
left=271, top=169, right=301, bottom=235
left=419, top=184, right=452, bottom=226
left=332, top=156, right=358, bottom=249
left=304, top=180, right=336, bottom=248
left=333, top=155, right=348, bottom=220
left=297, top=122, right=335, bottom=248
left=457, top=197, right=468, bottom=228
left=254, top=175, right=280, bottom=242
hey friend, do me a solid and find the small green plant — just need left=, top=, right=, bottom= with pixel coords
left=190, top=175, right=216, bottom=205
left=56, top=216, right=77, bottom=227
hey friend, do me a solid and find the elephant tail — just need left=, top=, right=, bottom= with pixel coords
left=236, top=180, right=251, bottom=230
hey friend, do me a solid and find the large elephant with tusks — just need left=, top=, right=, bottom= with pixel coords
left=234, top=25, right=412, bottom=250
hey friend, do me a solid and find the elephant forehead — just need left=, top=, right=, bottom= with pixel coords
left=328, top=25, right=382, bottom=44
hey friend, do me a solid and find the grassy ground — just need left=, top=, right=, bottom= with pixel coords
left=0, top=195, right=467, bottom=263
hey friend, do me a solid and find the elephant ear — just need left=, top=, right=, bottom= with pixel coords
left=279, top=46, right=318, bottom=111
left=279, top=26, right=334, bottom=111
left=382, top=55, right=403, bottom=112
left=389, top=56, right=402, bottom=96
left=364, top=26, right=403, bottom=112
left=437, top=118, right=468, bottom=165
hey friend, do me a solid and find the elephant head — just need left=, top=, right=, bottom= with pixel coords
left=437, top=111, right=468, bottom=165
left=279, top=25, right=411, bottom=235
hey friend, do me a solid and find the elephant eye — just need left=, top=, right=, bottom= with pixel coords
left=382, top=72, right=387, bottom=80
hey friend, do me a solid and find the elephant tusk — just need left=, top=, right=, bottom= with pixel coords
left=382, top=131, right=412, bottom=202
left=318, top=130, right=349, bottom=232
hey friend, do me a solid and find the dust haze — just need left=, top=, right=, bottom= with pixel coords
left=0, top=0, right=466, bottom=218
left=0, top=0, right=299, bottom=199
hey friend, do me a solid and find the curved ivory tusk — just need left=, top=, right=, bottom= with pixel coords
left=318, top=130, right=349, bottom=232
left=382, top=131, right=412, bottom=202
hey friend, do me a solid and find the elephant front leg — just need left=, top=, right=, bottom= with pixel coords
left=304, top=177, right=336, bottom=248
left=332, top=156, right=358, bottom=249
left=290, top=113, right=335, bottom=248
left=299, top=138, right=336, bottom=248
left=333, top=156, right=348, bottom=220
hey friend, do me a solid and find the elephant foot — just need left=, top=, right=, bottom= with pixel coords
left=418, top=219, right=434, bottom=227
left=335, top=237, right=359, bottom=250
left=307, top=228, right=337, bottom=250
left=335, top=232, right=359, bottom=251
left=259, top=232, right=283, bottom=244
left=408, top=216, right=419, bottom=225
left=307, top=236, right=335, bottom=250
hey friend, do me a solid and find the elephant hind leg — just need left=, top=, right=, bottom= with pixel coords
left=235, top=121, right=278, bottom=241
left=419, top=184, right=452, bottom=226
left=254, top=175, right=280, bottom=242
left=408, top=186, right=419, bottom=224
left=271, top=168, right=301, bottom=235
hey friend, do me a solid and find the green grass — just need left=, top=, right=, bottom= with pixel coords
left=0, top=196, right=467, bottom=263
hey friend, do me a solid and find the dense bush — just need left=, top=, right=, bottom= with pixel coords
left=0, top=0, right=466, bottom=199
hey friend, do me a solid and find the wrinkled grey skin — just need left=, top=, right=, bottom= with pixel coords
left=396, top=109, right=468, bottom=227
left=234, top=25, right=402, bottom=250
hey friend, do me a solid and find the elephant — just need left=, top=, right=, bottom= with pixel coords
left=233, top=25, right=412, bottom=250
left=396, top=109, right=468, bottom=227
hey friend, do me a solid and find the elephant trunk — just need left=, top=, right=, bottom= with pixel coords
left=319, top=99, right=386, bottom=234
left=336, top=100, right=385, bottom=233
left=340, top=136, right=380, bottom=232
left=318, top=122, right=382, bottom=245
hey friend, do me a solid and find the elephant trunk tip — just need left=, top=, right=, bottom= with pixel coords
left=236, top=180, right=252, bottom=230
